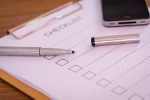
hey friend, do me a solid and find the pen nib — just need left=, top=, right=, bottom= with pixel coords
left=66, top=50, right=75, bottom=54
left=72, top=51, right=75, bottom=54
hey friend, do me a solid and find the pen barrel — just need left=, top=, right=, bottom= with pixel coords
left=91, top=34, right=140, bottom=46
left=0, top=47, right=73, bottom=56
left=0, top=47, right=40, bottom=56
left=40, top=48, right=72, bottom=56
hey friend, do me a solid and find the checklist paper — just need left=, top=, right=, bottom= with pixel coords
left=0, top=0, right=150, bottom=100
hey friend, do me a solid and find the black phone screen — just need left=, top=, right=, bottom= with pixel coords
left=101, top=0, right=149, bottom=21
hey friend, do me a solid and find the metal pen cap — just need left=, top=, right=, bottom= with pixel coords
left=0, top=46, right=74, bottom=56
left=91, top=33, right=140, bottom=47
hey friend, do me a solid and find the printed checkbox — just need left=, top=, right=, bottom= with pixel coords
left=96, top=78, right=111, bottom=87
left=43, top=56, right=56, bottom=60
left=56, top=59, right=69, bottom=66
left=128, top=94, right=144, bottom=100
left=112, top=86, right=127, bottom=95
left=82, top=71, right=96, bottom=80
left=69, top=65, right=83, bottom=73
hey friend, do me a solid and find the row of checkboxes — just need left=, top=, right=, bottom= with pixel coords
left=96, top=78, right=144, bottom=100
left=56, top=59, right=83, bottom=73
left=96, top=79, right=126, bottom=95
left=55, top=59, right=97, bottom=79
left=73, top=69, right=144, bottom=100
left=55, top=59, right=97, bottom=80
left=55, top=59, right=125, bottom=95
left=55, top=59, right=144, bottom=100
left=96, top=79, right=144, bottom=100
left=97, top=79, right=144, bottom=100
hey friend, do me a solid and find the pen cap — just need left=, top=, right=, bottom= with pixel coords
left=91, top=33, right=140, bottom=46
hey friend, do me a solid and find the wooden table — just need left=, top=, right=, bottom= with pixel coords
left=0, top=0, right=150, bottom=99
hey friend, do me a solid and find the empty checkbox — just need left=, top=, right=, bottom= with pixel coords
left=112, top=86, right=127, bottom=95
left=128, top=94, right=144, bottom=100
left=43, top=56, right=56, bottom=60
left=96, top=78, right=111, bottom=87
left=56, top=59, right=69, bottom=66
left=68, top=65, right=83, bottom=73
left=82, top=71, right=96, bottom=80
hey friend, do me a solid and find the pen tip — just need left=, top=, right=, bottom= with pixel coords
left=91, top=37, right=95, bottom=47
left=72, top=51, right=75, bottom=54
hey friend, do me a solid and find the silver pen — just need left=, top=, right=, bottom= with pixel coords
left=0, top=46, right=75, bottom=56
left=91, top=33, right=140, bottom=47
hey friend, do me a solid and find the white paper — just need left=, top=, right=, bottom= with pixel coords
left=1, top=0, right=150, bottom=100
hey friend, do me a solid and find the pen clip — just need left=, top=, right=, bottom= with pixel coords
left=8, top=0, right=83, bottom=39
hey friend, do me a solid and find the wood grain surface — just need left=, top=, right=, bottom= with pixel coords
left=0, top=0, right=150, bottom=100
left=0, top=0, right=75, bottom=99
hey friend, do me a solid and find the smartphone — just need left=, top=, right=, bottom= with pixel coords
left=101, top=0, right=150, bottom=27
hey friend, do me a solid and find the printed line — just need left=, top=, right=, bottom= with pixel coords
left=42, top=20, right=101, bottom=61
left=80, top=27, right=128, bottom=67
left=68, top=28, right=105, bottom=49
left=113, top=55, right=150, bottom=81
left=128, top=72, right=150, bottom=89
left=97, top=41, right=150, bottom=75
left=68, top=26, right=109, bottom=61
left=84, top=45, right=122, bottom=67
left=50, top=19, right=101, bottom=47
left=70, top=47, right=95, bottom=61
